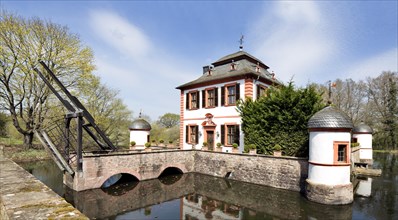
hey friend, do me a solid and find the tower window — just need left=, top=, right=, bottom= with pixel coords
left=333, top=141, right=349, bottom=164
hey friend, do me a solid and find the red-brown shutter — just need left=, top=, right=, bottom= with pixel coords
left=185, top=125, right=189, bottom=143
left=215, top=88, right=218, bottom=106
left=234, top=125, right=240, bottom=146
left=256, top=84, right=260, bottom=100
left=195, top=125, right=199, bottom=144
left=221, top=86, right=225, bottom=106
left=221, top=125, right=225, bottom=145
left=196, top=91, right=200, bottom=109
left=236, top=83, right=240, bottom=101
left=186, top=93, right=189, bottom=109
left=202, top=90, right=206, bottom=108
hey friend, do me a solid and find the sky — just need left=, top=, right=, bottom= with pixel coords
left=2, top=1, right=397, bottom=120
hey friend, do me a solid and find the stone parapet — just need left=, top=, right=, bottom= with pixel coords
left=0, top=157, right=87, bottom=219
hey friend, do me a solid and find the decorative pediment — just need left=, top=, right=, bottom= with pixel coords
left=202, top=113, right=216, bottom=126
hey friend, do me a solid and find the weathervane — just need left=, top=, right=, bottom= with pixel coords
left=327, top=80, right=336, bottom=105
left=239, top=34, right=244, bottom=51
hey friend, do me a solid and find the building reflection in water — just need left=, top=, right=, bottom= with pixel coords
left=355, top=176, right=372, bottom=197
left=65, top=173, right=354, bottom=219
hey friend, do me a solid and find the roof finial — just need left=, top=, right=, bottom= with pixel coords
left=327, top=81, right=336, bottom=105
left=239, top=34, right=244, bottom=51
left=139, top=109, right=142, bottom=118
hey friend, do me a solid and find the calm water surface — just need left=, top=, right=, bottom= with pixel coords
left=19, top=152, right=397, bottom=220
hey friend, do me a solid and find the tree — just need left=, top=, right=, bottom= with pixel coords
left=237, top=82, right=324, bottom=156
left=0, top=11, right=95, bottom=148
left=313, top=79, right=368, bottom=124
left=78, top=76, right=133, bottom=147
left=158, top=113, right=179, bottom=128
left=367, top=72, right=398, bottom=149
left=0, top=111, right=8, bottom=137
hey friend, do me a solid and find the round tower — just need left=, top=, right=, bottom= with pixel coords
left=352, top=122, right=373, bottom=165
left=129, top=117, right=151, bottom=150
left=306, top=106, right=354, bottom=205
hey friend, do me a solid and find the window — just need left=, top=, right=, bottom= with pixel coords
left=221, top=83, right=240, bottom=106
left=256, top=85, right=267, bottom=99
left=333, top=141, right=349, bottom=164
left=208, top=89, right=215, bottom=107
left=186, top=91, right=199, bottom=110
left=337, top=145, right=346, bottom=162
left=221, top=124, right=240, bottom=146
left=228, top=86, right=236, bottom=104
left=186, top=125, right=198, bottom=144
left=202, top=88, right=218, bottom=108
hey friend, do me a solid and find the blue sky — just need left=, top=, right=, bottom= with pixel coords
left=2, top=1, right=397, bottom=120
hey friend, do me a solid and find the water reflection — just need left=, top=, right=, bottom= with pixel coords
left=19, top=152, right=397, bottom=220
left=18, top=160, right=64, bottom=196
left=355, top=176, right=372, bottom=197
left=63, top=173, right=353, bottom=220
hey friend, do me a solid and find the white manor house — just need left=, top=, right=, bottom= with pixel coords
left=176, top=49, right=281, bottom=152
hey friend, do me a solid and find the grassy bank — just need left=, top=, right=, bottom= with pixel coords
left=0, top=138, right=50, bottom=162
left=374, top=149, right=398, bottom=154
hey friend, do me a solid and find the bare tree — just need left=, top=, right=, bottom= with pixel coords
left=0, top=11, right=94, bottom=148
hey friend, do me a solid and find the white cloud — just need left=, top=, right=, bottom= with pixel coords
left=249, top=1, right=337, bottom=85
left=89, top=10, right=152, bottom=60
left=88, top=9, right=197, bottom=119
left=344, top=48, right=398, bottom=80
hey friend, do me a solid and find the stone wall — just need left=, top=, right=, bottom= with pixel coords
left=193, top=151, right=308, bottom=192
left=66, top=150, right=308, bottom=192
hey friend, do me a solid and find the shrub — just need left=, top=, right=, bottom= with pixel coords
left=159, top=139, right=164, bottom=143
left=232, top=143, right=238, bottom=148
left=145, top=142, right=151, bottom=148
left=216, top=142, right=222, bottom=148
left=169, top=140, right=173, bottom=144
left=130, top=141, right=136, bottom=146
left=274, top=144, right=282, bottom=151
left=249, top=144, right=256, bottom=149
left=203, top=142, right=208, bottom=147
left=151, top=139, right=156, bottom=143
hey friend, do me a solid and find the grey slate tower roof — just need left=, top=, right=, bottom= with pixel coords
left=129, top=118, right=151, bottom=131
left=308, top=106, right=353, bottom=129
left=353, top=122, right=373, bottom=134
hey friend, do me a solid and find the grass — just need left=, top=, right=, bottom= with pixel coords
left=374, top=149, right=398, bottom=154
left=0, top=137, right=24, bottom=145
left=1, top=136, right=50, bottom=162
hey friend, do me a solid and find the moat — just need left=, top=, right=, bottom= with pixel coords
left=19, top=152, right=397, bottom=219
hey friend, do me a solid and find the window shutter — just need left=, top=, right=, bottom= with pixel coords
left=185, top=126, right=189, bottom=143
left=186, top=93, right=189, bottom=109
left=195, top=125, right=199, bottom=144
left=215, top=88, right=218, bottom=106
left=256, top=84, right=260, bottom=100
left=221, top=86, right=225, bottom=106
left=196, top=91, right=200, bottom=109
left=235, top=125, right=240, bottom=146
left=236, top=83, right=240, bottom=101
left=221, top=125, right=225, bottom=145
left=202, top=90, right=206, bottom=108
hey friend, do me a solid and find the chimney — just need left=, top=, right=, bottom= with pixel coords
left=203, top=65, right=210, bottom=75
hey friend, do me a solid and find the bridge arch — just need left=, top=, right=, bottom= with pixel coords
left=94, top=169, right=142, bottom=189
left=157, top=163, right=187, bottom=178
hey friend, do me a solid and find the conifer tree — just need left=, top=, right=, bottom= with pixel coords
left=237, top=82, right=324, bottom=156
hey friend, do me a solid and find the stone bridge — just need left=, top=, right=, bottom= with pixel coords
left=64, top=150, right=309, bottom=192
left=65, top=150, right=194, bottom=191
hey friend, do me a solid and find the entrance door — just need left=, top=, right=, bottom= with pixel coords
left=206, top=131, right=214, bottom=150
